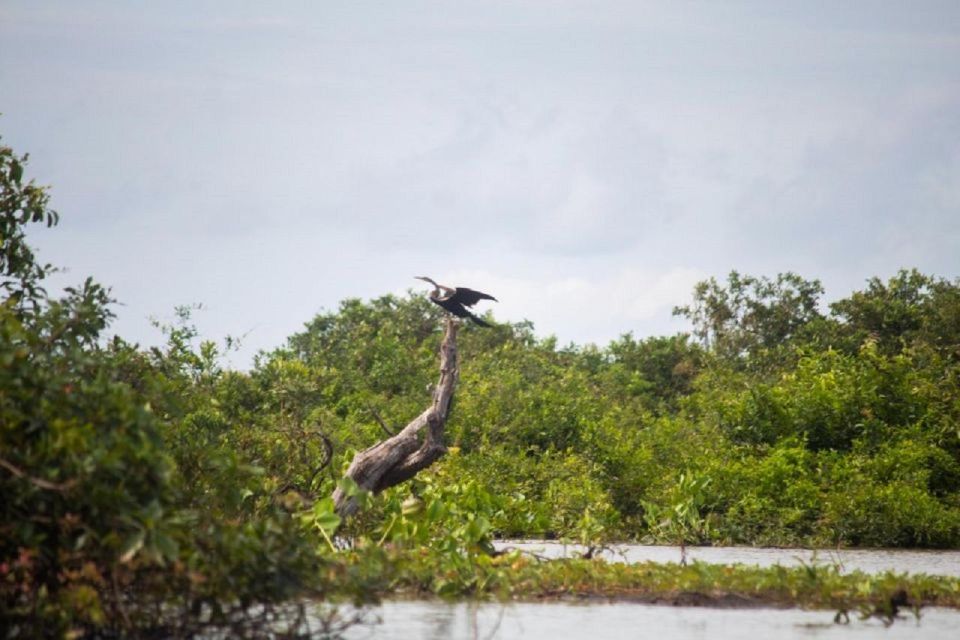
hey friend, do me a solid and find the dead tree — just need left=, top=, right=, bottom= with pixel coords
left=332, top=317, right=459, bottom=517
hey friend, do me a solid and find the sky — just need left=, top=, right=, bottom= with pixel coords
left=2, top=1, right=959, bottom=366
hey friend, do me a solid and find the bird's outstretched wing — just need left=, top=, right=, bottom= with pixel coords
left=450, top=287, right=497, bottom=307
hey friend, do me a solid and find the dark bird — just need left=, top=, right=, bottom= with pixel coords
left=415, top=276, right=497, bottom=327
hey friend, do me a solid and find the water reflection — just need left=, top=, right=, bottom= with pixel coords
left=338, top=601, right=958, bottom=640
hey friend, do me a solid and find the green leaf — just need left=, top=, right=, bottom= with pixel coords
left=312, top=497, right=342, bottom=536
left=314, top=510, right=341, bottom=535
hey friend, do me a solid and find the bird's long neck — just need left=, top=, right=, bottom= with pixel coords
left=436, top=284, right=455, bottom=298
left=420, top=277, right=453, bottom=299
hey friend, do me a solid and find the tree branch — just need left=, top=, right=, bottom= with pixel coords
left=332, top=317, right=459, bottom=518
left=366, top=405, right=396, bottom=437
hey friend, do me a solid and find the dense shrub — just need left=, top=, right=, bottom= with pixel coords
left=1, top=139, right=326, bottom=636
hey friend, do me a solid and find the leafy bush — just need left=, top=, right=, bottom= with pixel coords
left=1, top=137, right=327, bottom=637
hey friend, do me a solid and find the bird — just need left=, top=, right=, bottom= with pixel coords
left=415, top=277, right=497, bottom=327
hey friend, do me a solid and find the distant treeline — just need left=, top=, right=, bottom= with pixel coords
left=3, top=135, right=959, bottom=636
left=272, top=267, right=960, bottom=550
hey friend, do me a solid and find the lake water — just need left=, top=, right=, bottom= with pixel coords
left=495, top=541, right=960, bottom=577
left=338, top=601, right=960, bottom=640
left=329, top=543, right=960, bottom=639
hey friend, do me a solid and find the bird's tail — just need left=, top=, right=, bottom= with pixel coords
left=468, top=312, right=492, bottom=328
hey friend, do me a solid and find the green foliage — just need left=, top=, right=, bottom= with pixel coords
left=818, top=436, right=960, bottom=547
left=673, top=271, right=824, bottom=366
left=600, top=334, right=703, bottom=412
left=1, top=139, right=179, bottom=635
left=711, top=342, right=926, bottom=450
left=829, top=269, right=960, bottom=356
left=713, top=441, right=823, bottom=545
left=1, top=138, right=59, bottom=311
left=0, top=139, right=326, bottom=637
left=642, top=472, right=714, bottom=547
left=542, top=453, right=621, bottom=540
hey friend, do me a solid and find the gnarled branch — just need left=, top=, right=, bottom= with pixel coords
left=332, top=317, right=459, bottom=518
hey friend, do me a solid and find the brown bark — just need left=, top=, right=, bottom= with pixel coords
left=332, top=317, right=459, bottom=517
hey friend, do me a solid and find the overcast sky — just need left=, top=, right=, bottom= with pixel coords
left=2, top=1, right=959, bottom=365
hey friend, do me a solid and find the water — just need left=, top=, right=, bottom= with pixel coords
left=338, top=601, right=960, bottom=639
left=495, top=541, right=960, bottom=577
left=327, top=544, right=960, bottom=639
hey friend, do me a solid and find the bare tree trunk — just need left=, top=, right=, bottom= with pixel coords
left=332, top=317, right=459, bottom=518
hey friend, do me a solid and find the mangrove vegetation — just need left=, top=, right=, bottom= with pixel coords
left=3, top=136, right=960, bottom=636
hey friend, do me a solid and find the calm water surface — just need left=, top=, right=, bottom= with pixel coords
left=496, top=541, right=960, bottom=577
left=338, top=601, right=960, bottom=640
left=329, top=544, right=960, bottom=639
